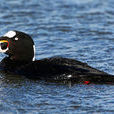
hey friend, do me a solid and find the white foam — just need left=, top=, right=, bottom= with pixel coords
left=4, top=31, right=16, bottom=38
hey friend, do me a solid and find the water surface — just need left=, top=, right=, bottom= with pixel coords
left=0, top=0, right=114, bottom=113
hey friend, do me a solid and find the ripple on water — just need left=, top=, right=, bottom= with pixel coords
left=0, top=0, right=114, bottom=113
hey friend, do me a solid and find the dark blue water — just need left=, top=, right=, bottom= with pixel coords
left=0, top=0, right=114, bottom=113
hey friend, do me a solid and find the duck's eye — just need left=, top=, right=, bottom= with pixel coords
left=1, top=42, right=9, bottom=50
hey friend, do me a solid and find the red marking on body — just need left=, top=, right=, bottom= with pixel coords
left=84, top=81, right=90, bottom=84
left=7, top=41, right=9, bottom=47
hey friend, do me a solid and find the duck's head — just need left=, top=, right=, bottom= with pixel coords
left=0, top=31, right=35, bottom=62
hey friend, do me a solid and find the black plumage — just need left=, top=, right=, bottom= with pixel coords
left=0, top=30, right=114, bottom=84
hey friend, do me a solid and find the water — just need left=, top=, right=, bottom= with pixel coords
left=0, top=0, right=114, bottom=113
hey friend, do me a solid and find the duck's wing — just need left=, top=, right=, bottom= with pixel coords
left=17, top=57, right=114, bottom=84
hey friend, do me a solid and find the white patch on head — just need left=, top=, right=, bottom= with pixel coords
left=15, top=37, right=18, bottom=40
left=4, top=31, right=16, bottom=38
left=32, top=45, right=35, bottom=61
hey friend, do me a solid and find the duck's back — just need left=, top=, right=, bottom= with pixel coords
left=15, top=57, right=114, bottom=84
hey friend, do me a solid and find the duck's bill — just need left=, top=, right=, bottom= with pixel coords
left=0, top=40, right=9, bottom=53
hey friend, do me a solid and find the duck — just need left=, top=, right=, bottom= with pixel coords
left=0, top=30, right=114, bottom=84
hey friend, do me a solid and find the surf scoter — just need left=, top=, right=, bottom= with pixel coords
left=0, top=30, right=114, bottom=84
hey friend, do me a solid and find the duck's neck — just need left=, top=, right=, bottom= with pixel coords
left=0, top=57, right=31, bottom=72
